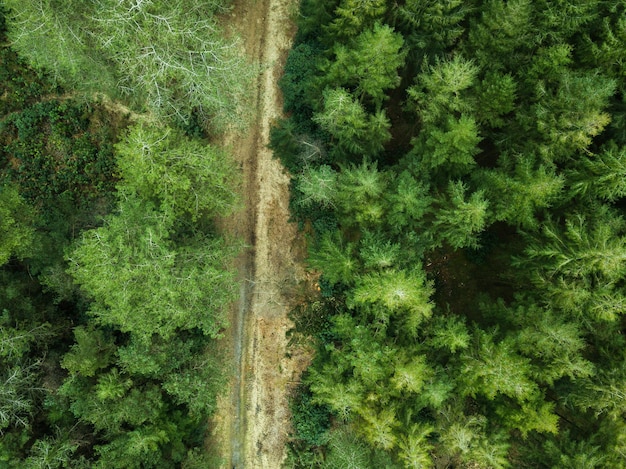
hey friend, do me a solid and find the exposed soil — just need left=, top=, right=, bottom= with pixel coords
left=210, top=0, right=312, bottom=467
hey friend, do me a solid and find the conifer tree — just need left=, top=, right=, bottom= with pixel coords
left=314, top=88, right=391, bottom=158
left=394, top=0, right=470, bottom=56
left=335, top=160, right=389, bottom=227
left=324, top=23, right=406, bottom=108
left=308, top=231, right=358, bottom=286
left=326, top=0, right=387, bottom=39
left=567, top=142, right=626, bottom=202
left=475, top=155, right=564, bottom=228
left=431, top=181, right=489, bottom=249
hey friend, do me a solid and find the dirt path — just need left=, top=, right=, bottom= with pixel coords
left=211, top=0, right=311, bottom=467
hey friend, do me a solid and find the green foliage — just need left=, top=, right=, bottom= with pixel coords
left=410, top=114, right=482, bottom=177
left=161, top=343, right=226, bottom=418
left=314, top=88, right=391, bottom=159
left=529, top=69, right=615, bottom=160
left=280, top=0, right=626, bottom=466
left=323, top=426, right=372, bottom=468
left=5, top=0, right=253, bottom=130
left=394, top=0, right=470, bottom=58
left=408, top=55, right=479, bottom=125
left=384, top=171, right=432, bottom=234
left=0, top=36, right=58, bottom=115
left=1, top=100, right=118, bottom=206
left=567, top=142, right=626, bottom=201
left=282, top=42, right=324, bottom=117
left=0, top=361, right=41, bottom=431
left=397, top=423, right=434, bottom=469
left=61, top=326, right=115, bottom=378
left=476, top=156, right=564, bottom=228
left=23, top=430, right=80, bottom=469
left=308, top=231, right=358, bottom=287
left=67, top=197, right=238, bottom=342
left=431, top=181, right=489, bottom=249
left=427, top=315, right=470, bottom=354
left=327, top=0, right=387, bottom=39
left=335, top=160, right=388, bottom=227
left=115, top=122, right=240, bottom=220
left=358, top=231, right=401, bottom=271
left=0, top=185, right=35, bottom=265
left=474, top=71, right=517, bottom=128
left=290, top=385, right=331, bottom=446
left=0, top=4, right=241, bottom=468
left=519, top=208, right=626, bottom=285
left=323, top=23, right=406, bottom=108
left=467, top=0, right=536, bottom=70
left=296, top=165, right=338, bottom=210
left=349, top=269, right=434, bottom=335
left=459, top=330, right=537, bottom=401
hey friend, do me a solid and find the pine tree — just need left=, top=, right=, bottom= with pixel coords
left=397, top=424, right=434, bottom=469
left=384, top=171, right=432, bottom=234
left=475, top=155, right=564, bottom=228
left=314, top=88, right=391, bottom=158
left=467, top=0, right=536, bottom=70
left=431, top=181, right=489, bottom=249
left=324, top=23, right=406, bottom=107
left=336, top=160, right=389, bottom=227
left=349, top=269, right=434, bottom=336
left=459, top=330, right=537, bottom=401
left=567, top=142, right=626, bottom=202
left=326, top=0, right=387, bottom=39
left=518, top=207, right=626, bottom=284
left=410, top=115, right=482, bottom=177
left=408, top=55, right=479, bottom=125
left=295, top=165, right=338, bottom=209
left=394, top=0, right=470, bottom=56
left=308, top=231, right=359, bottom=286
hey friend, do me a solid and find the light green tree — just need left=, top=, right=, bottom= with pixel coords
left=308, top=231, right=358, bottom=286
left=408, top=55, right=479, bottom=124
left=459, top=331, right=537, bottom=401
left=412, top=115, right=482, bottom=176
left=349, top=269, right=434, bottom=336
left=476, top=156, right=564, bottom=228
left=325, top=23, right=406, bottom=107
left=327, top=0, right=387, bottom=39
left=115, top=122, right=240, bottom=220
left=295, top=165, right=339, bottom=209
left=567, top=142, right=626, bottom=201
left=335, top=160, right=389, bottom=227
left=384, top=171, right=432, bottom=234
left=314, top=88, right=391, bottom=158
left=518, top=208, right=626, bottom=283
left=530, top=69, right=615, bottom=160
left=431, top=181, right=489, bottom=249
left=67, top=197, right=238, bottom=342
left=5, top=0, right=252, bottom=129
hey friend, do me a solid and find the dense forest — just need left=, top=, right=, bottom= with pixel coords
left=0, top=1, right=248, bottom=467
left=275, top=0, right=626, bottom=468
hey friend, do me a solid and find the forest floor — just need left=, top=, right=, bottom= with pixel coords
left=210, top=0, right=313, bottom=467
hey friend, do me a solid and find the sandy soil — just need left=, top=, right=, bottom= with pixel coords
left=210, top=0, right=312, bottom=467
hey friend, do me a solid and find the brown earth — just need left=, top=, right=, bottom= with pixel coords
left=210, top=0, right=313, bottom=467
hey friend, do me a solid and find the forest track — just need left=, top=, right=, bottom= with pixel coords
left=211, top=0, right=311, bottom=467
